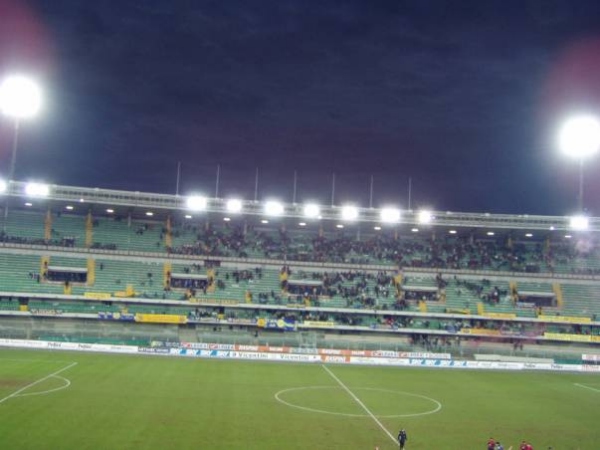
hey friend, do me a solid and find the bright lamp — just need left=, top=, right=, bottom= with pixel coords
left=264, top=201, right=284, bottom=216
left=569, top=215, right=589, bottom=231
left=341, top=205, right=359, bottom=221
left=303, top=203, right=320, bottom=218
left=226, top=198, right=242, bottom=213
left=558, top=116, right=600, bottom=159
left=380, top=207, right=400, bottom=223
left=0, top=75, right=42, bottom=119
left=186, top=195, right=207, bottom=211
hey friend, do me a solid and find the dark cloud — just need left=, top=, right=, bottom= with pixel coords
left=2, top=0, right=600, bottom=214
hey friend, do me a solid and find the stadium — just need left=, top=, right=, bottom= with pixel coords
left=0, top=178, right=598, bottom=449
left=2, top=2, right=600, bottom=450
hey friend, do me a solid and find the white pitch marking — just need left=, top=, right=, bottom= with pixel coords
left=274, top=385, right=442, bottom=418
left=17, top=375, right=71, bottom=397
left=0, top=362, right=77, bottom=405
left=574, top=383, right=600, bottom=393
left=322, top=364, right=397, bottom=445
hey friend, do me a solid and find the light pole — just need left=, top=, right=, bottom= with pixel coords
left=0, top=74, right=42, bottom=228
left=558, top=115, right=600, bottom=212
left=0, top=74, right=42, bottom=181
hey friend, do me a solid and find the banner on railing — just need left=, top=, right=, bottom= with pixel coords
left=135, top=314, right=187, bottom=324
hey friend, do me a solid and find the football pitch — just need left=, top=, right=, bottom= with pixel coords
left=0, top=349, right=598, bottom=450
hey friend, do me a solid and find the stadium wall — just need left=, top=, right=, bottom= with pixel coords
left=1, top=338, right=598, bottom=373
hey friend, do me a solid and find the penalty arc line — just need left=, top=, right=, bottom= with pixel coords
left=0, top=362, right=77, bottom=405
left=321, top=364, right=397, bottom=445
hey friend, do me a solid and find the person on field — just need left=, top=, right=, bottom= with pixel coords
left=495, top=441, right=504, bottom=450
left=487, top=437, right=496, bottom=450
left=398, top=429, right=407, bottom=449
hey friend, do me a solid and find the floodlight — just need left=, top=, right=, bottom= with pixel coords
left=418, top=210, right=433, bottom=224
left=226, top=198, right=242, bottom=213
left=336, top=224, right=344, bottom=229
left=341, top=205, right=359, bottom=221
left=65, top=205, right=73, bottom=210
left=24, top=182, right=49, bottom=197
left=569, top=215, right=589, bottom=230
left=106, top=209, right=114, bottom=214
left=380, top=207, right=400, bottom=223
left=558, top=116, right=600, bottom=159
left=184, top=214, right=192, bottom=219
left=186, top=195, right=207, bottom=211
left=223, top=217, right=231, bottom=222
left=525, top=233, right=533, bottom=238
left=374, top=226, right=381, bottom=231
left=146, top=211, right=154, bottom=217
left=264, top=201, right=284, bottom=216
left=558, top=115, right=600, bottom=211
left=0, top=75, right=42, bottom=119
left=303, top=203, right=320, bottom=218
left=449, top=230, right=457, bottom=234
left=0, top=179, right=6, bottom=193
left=487, top=231, right=495, bottom=236
left=411, top=228, right=419, bottom=232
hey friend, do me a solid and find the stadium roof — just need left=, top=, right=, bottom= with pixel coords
left=2, top=180, right=598, bottom=233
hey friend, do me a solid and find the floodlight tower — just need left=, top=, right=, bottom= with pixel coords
left=558, top=115, right=600, bottom=212
left=0, top=74, right=43, bottom=184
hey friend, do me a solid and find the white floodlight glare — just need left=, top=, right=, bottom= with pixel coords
left=303, top=203, right=320, bottom=218
left=24, top=182, right=49, bottom=197
left=226, top=198, right=242, bottom=213
left=264, top=201, right=284, bottom=216
left=380, top=207, right=400, bottom=223
left=341, top=205, right=359, bottom=221
left=186, top=195, right=207, bottom=211
left=418, top=210, right=433, bottom=224
left=0, top=179, right=6, bottom=193
left=558, top=116, right=600, bottom=159
left=569, top=215, right=589, bottom=231
left=146, top=211, right=154, bottom=217
left=0, top=75, right=42, bottom=119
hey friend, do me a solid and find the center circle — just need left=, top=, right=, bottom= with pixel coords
left=274, top=386, right=442, bottom=418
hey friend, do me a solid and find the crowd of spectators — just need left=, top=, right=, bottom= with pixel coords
left=4, top=219, right=600, bottom=277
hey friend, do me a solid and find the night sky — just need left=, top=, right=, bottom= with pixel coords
left=1, top=0, right=600, bottom=215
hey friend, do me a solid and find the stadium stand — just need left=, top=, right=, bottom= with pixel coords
left=0, top=191, right=599, bottom=357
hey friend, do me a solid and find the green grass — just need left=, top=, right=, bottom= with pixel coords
left=0, top=349, right=598, bottom=449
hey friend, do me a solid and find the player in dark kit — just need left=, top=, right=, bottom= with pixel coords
left=398, top=429, right=407, bottom=449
